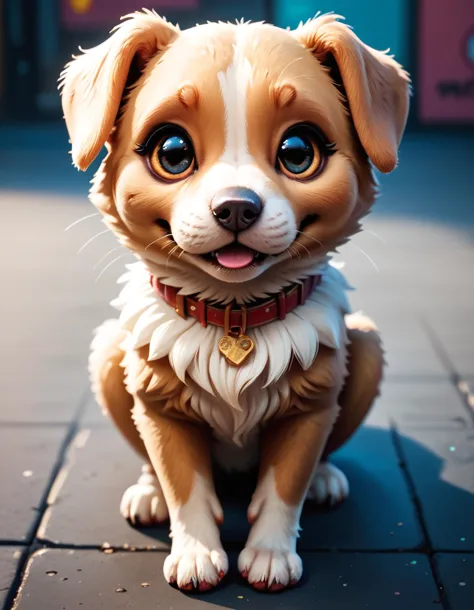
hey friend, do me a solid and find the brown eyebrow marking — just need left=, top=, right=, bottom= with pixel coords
left=177, top=83, right=200, bottom=109
left=272, top=82, right=297, bottom=110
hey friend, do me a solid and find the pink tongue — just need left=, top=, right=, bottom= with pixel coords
left=216, top=244, right=255, bottom=269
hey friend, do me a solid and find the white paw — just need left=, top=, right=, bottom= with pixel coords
left=238, top=547, right=303, bottom=591
left=306, top=462, right=349, bottom=506
left=120, top=465, right=169, bottom=525
left=164, top=547, right=228, bottom=592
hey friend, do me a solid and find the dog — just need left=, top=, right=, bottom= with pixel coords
left=60, top=10, right=409, bottom=592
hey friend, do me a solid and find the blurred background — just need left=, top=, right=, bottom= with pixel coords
left=0, top=3, right=473, bottom=609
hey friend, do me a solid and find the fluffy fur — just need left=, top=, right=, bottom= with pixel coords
left=112, top=260, right=349, bottom=445
left=62, top=10, right=408, bottom=593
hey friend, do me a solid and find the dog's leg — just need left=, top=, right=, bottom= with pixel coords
left=89, top=320, right=147, bottom=458
left=239, top=406, right=340, bottom=591
left=307, top=316, right=384, bottom=506
left=132, top=397, right=227, bottom=592
left=324, top=314, right=384, bottom=456
left=239, top=345, right=345, bottom=591
left=90, top=320, right=169, bottom=524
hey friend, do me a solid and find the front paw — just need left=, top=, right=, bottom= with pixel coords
left=238, top=547, right=303, bottom=591
left=164, top=547, right=228, bottom=592
left=120, top=465, right=169, bottom=525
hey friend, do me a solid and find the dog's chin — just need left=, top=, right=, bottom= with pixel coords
left=180, top=243, right=281, bottom=284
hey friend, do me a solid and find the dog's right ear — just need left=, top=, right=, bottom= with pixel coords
left=60, top=11, right=179, bottom=171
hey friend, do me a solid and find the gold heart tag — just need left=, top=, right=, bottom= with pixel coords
left=218, top=334, right=254, bottom=366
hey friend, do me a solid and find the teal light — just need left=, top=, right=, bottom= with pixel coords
left=273, top=0, right=410, bottom=69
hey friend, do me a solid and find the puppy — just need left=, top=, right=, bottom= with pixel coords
left=61, top=11, right=409, bottom=592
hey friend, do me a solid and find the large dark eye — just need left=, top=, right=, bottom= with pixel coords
left=137, top=125, right=196, bottom=182
left=276, top=124, right=333, bottom=180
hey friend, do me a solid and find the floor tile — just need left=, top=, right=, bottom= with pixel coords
left=396, top=428, right=474, bottom=551
left=435, top=554, right=474, bottom=610
left=0, top=547, right=23, bottom=609
left=381, top=381, right=471, bottom=431
left=0, top=427, right=66, bottom=543
left=382, top=382, right=474, bottom=550
left=0, top=365, right=87, bottom=424
left=13, top=549, right=441, bottom=610
left=426, top=311, right=474, bottom=378
left=37, top=427, right=170, bottom=550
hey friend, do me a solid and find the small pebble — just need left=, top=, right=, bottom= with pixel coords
left=449, top=446, right=456, bottom=452
left=101, top=542, right=111, bottom=549
left=116, top=587, right=127, bottom=593
left=460, top=537, right=466, bottom=542
left=343, top=583, right=348, bottom=587
left=410, top=560, right=417, bottom=565
left=103, top=548, right=114, bottom=555
left=237, top=595, right=244, bottom=599
left=141, top=583, right=150, bottom=588
left=61, top=577, right=68, bottom=581
left=46, top=571, right=57, bottom=576
left=23, top=470, right=33, bottom=478
left=397, top=522, right=404, bottom=527
left=459, top=582, right=466, bottom=587
left=394, top=591, right=400, bottom=596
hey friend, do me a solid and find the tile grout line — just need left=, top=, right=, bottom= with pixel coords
left=2, top=387, right=90, bottom=610
left=390, top=422, right=452, bottom=610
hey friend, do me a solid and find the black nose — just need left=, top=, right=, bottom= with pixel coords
left=211, top=187, right=263, bottom=232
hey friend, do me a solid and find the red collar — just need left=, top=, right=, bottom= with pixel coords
left=149, top=274, right=321, bottom=331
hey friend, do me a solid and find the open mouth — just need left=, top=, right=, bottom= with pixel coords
left=201, top=243, right=267, bottom=270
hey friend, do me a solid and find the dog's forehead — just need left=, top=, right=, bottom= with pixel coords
left=133, top=23, right=313, bottom=110
left=126, top=22, right=349, bottom=149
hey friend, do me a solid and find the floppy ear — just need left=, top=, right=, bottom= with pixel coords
left=293, top=15, right=410, bottom=173
left=60, top=11, right=179, bottom=170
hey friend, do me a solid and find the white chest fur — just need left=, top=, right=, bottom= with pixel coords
left=112, top=262, right=350, bottom=446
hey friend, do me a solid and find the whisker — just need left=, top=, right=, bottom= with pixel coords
left=365, top=230, right=387, bottom=244
left=166, top=245, right=181, bottom=268
left=276, top=57, right=303, bottom=84
left=145, top=234, right=173, bottom=251
left=288, top=246, right=300, bottom=260
left=351, top=244, right=380, bottom=273
left=295, top=242, right=311, bottom=257
left=95, top=254, right=130, bottom=282
left=64, top=212, right=100, bottom=231
left=77, top=229, right=111, bottom=254
left=295, top=230, right=324, bottom=248
left=93, top=246, right=125, bottom=270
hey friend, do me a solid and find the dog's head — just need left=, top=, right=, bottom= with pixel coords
left=61, top=12, right=409, bottom=294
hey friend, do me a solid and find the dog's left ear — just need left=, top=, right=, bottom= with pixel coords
left=60, top=11, right=179, bottom=170
left=293, top=15, right=410, bottom=173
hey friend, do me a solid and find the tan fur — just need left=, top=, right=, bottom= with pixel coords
left=89, top=321, right=146, bottom=459
left=324, top=316, right=384, bottom=456
left=293, top=16, right=410, bottom=173
left=132, top=396, right=214, bottom=507
left=62, top=11, right=407, bottom=592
